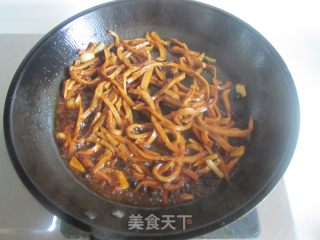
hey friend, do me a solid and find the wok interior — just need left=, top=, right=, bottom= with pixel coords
left=8, top=0, right=298, bottom=236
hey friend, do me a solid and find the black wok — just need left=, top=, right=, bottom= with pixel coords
left=3, top=0, right=299, bottom=239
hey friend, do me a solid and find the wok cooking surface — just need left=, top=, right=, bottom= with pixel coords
left=0, top=34, right=293, bottom=240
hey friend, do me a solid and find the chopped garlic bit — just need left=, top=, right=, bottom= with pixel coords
left=56, top=132, right=67, bottom=140
left=236, top=84, right=247, bottom=97
left=230, top=146, right=245, bottom=158
left=65, top=98, right=76, bottom=109
left=80, top=52, right=95, bottom=63
left=69, top=156, right=85, bottom=173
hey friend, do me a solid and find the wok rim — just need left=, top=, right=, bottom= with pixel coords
left=3, top=0, right=300, bottom=238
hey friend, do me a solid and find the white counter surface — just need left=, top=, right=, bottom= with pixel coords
left=0, top=0, right=319, bottom=239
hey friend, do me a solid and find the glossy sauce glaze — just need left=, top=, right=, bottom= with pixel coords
left=54, top=31, right=253, bottom=207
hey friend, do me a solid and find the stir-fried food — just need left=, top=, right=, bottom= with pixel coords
left=55, top=31, right=253, bottom=206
